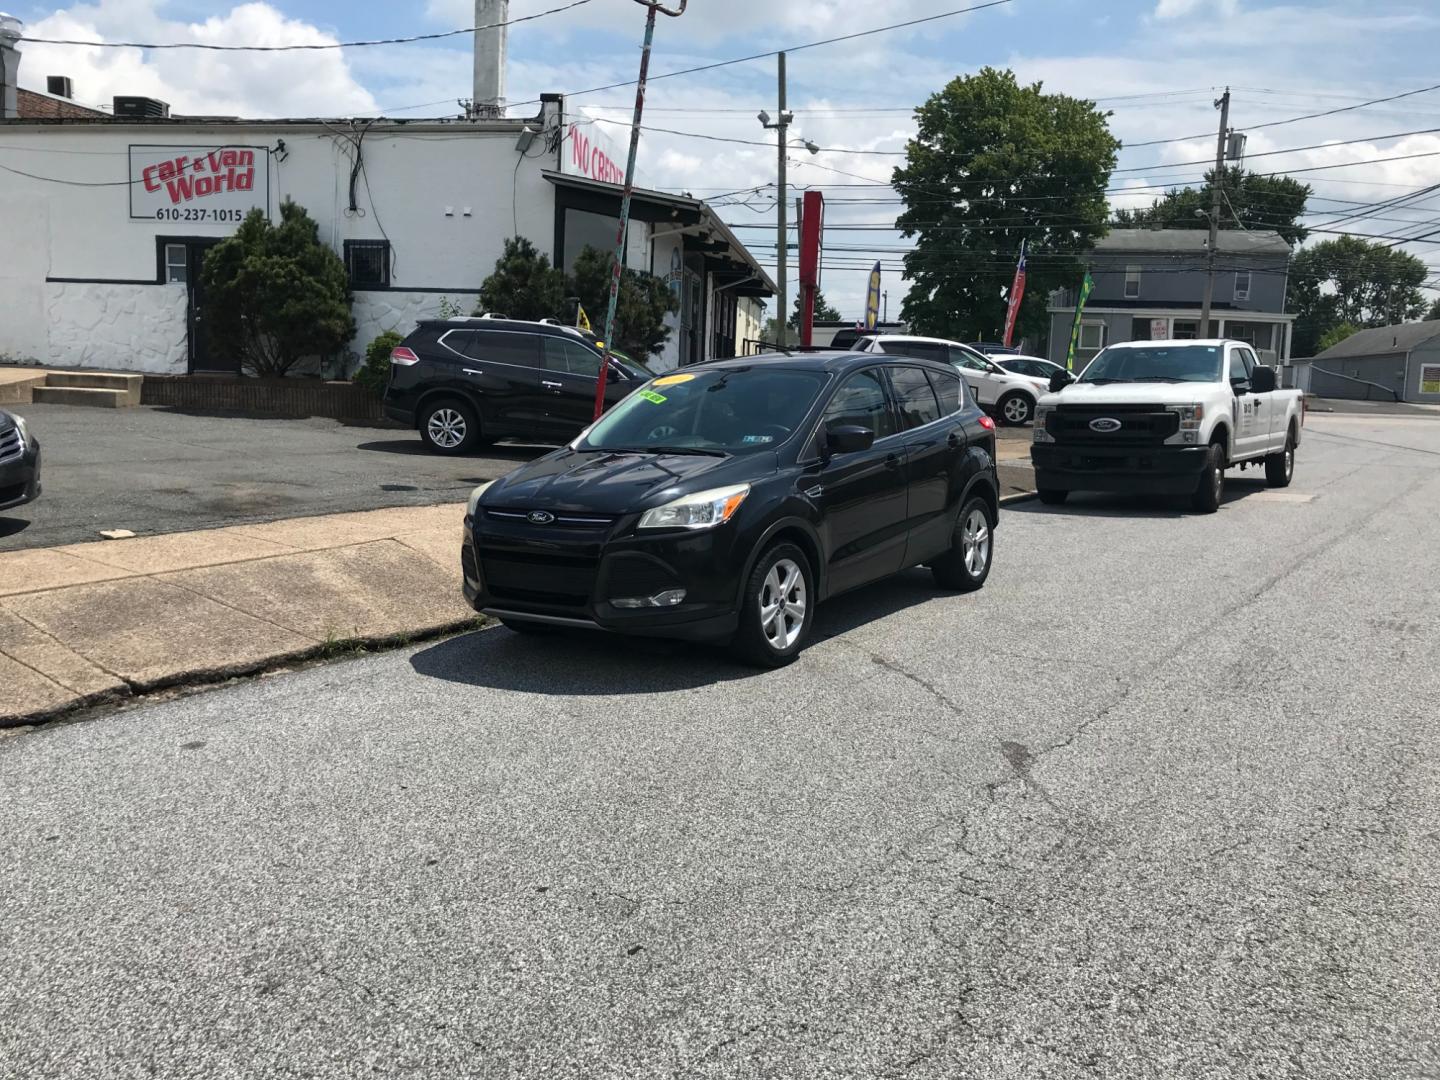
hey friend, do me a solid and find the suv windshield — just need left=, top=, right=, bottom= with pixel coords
left=1080, top=344, right=1223, bottom=384
left=582, top=367, right=829, bottom=455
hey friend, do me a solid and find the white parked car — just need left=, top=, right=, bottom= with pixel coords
left=854, top=335, right=1050, bottom=425
left=996, top=355, right=1069, bottom=382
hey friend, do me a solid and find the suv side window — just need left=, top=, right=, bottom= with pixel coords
left=822, top=369, right=898, bottom=441
left=889, top=366, right=942, bottom=429
left=926, top=368, right=965, bottom=415
left=948, top=345, right=990, bottom=372
left=542, top=336, right=602, bottom=377
left=461, top=330, right=541, bottom=368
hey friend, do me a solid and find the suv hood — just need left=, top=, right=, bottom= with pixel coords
left=482, top=447, right=774, bottom=516
left=1040, top=381, right=1218, bottom=407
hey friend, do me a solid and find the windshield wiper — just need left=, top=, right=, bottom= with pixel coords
left=612, top=445, right=731, bottom=458
left=1130, top=376, right=1186, bottom=382
left=1079, top=377, right=1123, bottom=384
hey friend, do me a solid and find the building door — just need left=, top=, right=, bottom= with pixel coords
left=162, top=239, right=231, bottom=374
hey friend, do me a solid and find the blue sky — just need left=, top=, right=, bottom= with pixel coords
left=12, top=0, right=1440, bottom=316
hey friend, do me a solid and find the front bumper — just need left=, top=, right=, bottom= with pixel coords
left=0, top=442, right=41, bottom=512
left=1031, top=443, right=1208, bottom=495
left=461, top=512, right=742, bottom=642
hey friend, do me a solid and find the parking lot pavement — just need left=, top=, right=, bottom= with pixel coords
left=3, top=410, right=1437, bottom=1078
left=0, top=404, right=546, bottom=551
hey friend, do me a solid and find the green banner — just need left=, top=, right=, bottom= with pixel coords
left=1065, top=271, right=1095, bottom=372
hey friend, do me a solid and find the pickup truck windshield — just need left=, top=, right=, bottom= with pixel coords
left=1080, top=345, right=1223, bottom=384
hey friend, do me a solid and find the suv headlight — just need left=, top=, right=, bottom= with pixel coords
left=11, top=414, right=32, bottom=446
left=638, top=484, right=750, bottom=531
left=1033, top=405, right=1054, bottom=443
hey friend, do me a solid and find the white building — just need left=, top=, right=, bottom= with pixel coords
left=0, top=31, right=773, bottom=376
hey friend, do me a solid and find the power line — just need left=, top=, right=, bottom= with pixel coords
left=19, top=0, right=595, bottom=50
left=1117, top=125, right=1440, bottom=173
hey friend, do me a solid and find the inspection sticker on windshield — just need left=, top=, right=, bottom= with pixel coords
left=742, top=435, right=775, bottom=444
left=638, top=390, right=668, bottom=404
left=653, top=373, right=696, bottom=387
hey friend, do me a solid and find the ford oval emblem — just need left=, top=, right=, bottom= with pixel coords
left=527, top=510, right=556, bottom=525
left=1089, top=417, right=1123, bottom=433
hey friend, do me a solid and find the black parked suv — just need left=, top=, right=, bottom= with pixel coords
left=383, top=318, right=656, bottom=454
left=464, top=352, right=1001, bottom=667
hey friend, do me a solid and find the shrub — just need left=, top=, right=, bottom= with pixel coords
left=354, top=330, right=403, bottom=394
left=201, top=200, right=356, bottom=378
left=477, top=237, right=566, bottom=321
left=568, top=245, right=677, bottom=359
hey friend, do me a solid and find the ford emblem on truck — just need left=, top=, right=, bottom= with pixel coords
left=1089, top=417, right=1123, bottom=433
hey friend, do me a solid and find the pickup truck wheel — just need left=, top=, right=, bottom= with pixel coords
left=997, top=392, right=1034, bottom=426
left=1037, top=488, right=1068, bottom=506
left=1191, top=443, right=1225, bottom=514
left=932, top=497, right=993, bottom=592
left=1265, top=434, right=1295, bottom=488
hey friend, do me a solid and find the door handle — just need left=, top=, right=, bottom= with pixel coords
left=463, top=368, right=484, bottom=376
left=541, top=380, right=563, bottom=390
left=884, top=453, right=903, bottom=470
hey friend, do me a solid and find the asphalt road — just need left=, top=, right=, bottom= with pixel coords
left=0, top=404, right=1035, bottom=551
left=3, top=411, right=1437, bottom=1079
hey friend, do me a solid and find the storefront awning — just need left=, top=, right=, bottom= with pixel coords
left=544, top=170, right=775, bottom=298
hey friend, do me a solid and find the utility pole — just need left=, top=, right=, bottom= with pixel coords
left=1199, top=87, right=1231, bottom=337
left=759, top=54, right=792, bottom=346
left=883, top=290, right=888, bottom=324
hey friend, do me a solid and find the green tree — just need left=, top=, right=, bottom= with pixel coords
left=893, top=68, right=1119, bottom=342
left=568, top=245, right=677, bottom=359
left=201, top=200, right=355, bottom=378
left=788, top=289, right=843, bottom=329
left=477, top=237, right=566, bottom=321
left=1315, top=323, right=1360, bottom=353
left=1288, top=236, right=1428, bottom=355
left=1114, top=167, right=1311, bottom=246
left=354, top=330, right=403, bottom=394
left=1425, top=296, right=1440, bottom=320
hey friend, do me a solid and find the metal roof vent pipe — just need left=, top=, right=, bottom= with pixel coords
left=472, top=0, right=508, bottom=119
left=0, top=13, right=22, bottom=121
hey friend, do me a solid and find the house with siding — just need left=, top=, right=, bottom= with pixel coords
left=1047, top=229, right=1295, bottom=371
left=1307, top=322, right=1440, bottom=403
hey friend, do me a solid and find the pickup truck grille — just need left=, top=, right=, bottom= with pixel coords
left=1047, top=405, right=1179, bottom=446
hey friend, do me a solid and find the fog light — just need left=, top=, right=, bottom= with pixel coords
left=613, top=589, right=687, bottom=609
left=1183, top=432, right=1198, bottom=444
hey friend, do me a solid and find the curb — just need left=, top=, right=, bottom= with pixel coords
left=1, top=615, right=489, bottom=733
left=1000, top=490, right=1038, bottom=507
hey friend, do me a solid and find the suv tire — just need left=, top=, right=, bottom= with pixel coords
left=1037, top=488, right=1068, bottom=506
left=997, top=391, right=1034, bottom=426
left=1191, top=442, right=1225, bottom=514
left=932, top=496, right=994, bottom=591
left=420, top=398, right=480, bottom=456
left=730, top=542, right=814, bottom=669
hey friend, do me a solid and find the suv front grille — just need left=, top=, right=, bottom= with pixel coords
left=1048, top=405, right=1178, bottom=446
left=0, top=427, right=22, bottom=465
left=481, top=550, right=599, bottom=611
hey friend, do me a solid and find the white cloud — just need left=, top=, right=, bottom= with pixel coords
left=15, top=1, right=378, bottom=117
left=1154, top=0, right=1239, bottom=18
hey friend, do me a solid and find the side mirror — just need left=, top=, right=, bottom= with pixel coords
left=1049, top=370, right=1075, bottom=393
left=826, top=424, right=875, bottom=455
left=1250, top=365, right=1277, bottom=393
left=606, top=365, right=623, bottom=383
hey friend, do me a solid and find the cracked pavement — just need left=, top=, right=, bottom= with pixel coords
left=2, top=412, right=1438, bottom=1078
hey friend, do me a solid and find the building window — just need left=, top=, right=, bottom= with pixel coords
left=164, top=243, right=188, bottom=284
left=1124, top=265, right=1142, bottom=299
left=1234, top=270, right=1251, bottom=302
left=344, top=240, right=391, bottom=288
left=1078, top=322, right=1106, bottom=351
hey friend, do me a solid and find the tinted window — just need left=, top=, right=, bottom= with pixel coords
left=582, top=368, right=828, bottom=454
left=1003, top=359, right=1048, bottom=378
left=830, top=329, right=863, bottom=350
left=948, top=344, right=990, bottom=372
left=450, top=330, right=540, bottom=368
left=542, top=337, right=602, bottom=377
left=1228, top=349, right=1250, bottom=384
left=890, top=366, right=942, bottom=429
left=822, top=369, right=898, bottom=440
left=1081, top=345, right=1223, bottom=384
left=927, top=368, right=964, bottom=414
left=878, top=339, right=947, bottom=363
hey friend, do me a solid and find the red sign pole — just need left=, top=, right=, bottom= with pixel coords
left=797, top=190, right=824, bottom=348
left=593, top=0, right=688, bottom=423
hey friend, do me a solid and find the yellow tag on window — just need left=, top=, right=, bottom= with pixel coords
left=653, top=373, right=697, bottom=387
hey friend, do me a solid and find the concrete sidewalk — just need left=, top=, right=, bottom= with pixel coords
left=1, top=503, right=475, bottom=726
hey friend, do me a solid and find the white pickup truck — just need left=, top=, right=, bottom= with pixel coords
left=1030, top=339, right=1304, bottom=513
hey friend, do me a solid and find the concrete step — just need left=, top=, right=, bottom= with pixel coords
left=0, top=374, right=49, bottom=406
left=31, top=386, right=131, bottom=409
left=45, top=371, right=143, bottom=406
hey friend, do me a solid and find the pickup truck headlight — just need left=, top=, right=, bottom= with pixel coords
left=638, top=484, right=750, bottom=531
left=1167, top=404, right=1204, bottom=444
left=1033, top=405, right=1055, bottom=443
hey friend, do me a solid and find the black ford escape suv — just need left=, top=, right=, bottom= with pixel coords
left=383, top=318, right=656, bottom=454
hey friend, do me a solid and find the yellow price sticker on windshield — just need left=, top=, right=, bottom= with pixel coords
left=653, top=373, right=696, bottom=387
